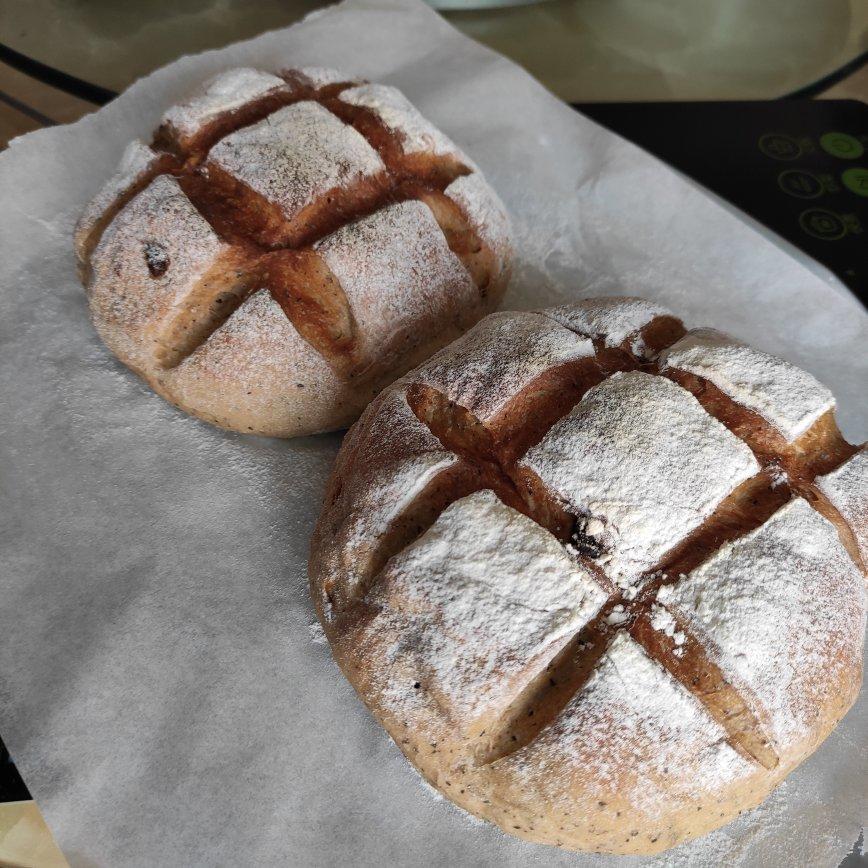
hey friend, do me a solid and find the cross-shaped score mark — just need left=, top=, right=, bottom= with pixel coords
left=328, top=308, right=863, bottom=780
left=79, top=69, right=510, bottom=436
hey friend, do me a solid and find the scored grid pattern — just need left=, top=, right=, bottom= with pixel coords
left=77, top=67, right=496, bottom=379
left=324, top=302, right=865, bottom=775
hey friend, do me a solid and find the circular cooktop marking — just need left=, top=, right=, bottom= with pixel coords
left=799, top=208, right=847, bottom=241
left=759, top=133, right=801, bottom=161
left=819, top=132, right=864, bottom=160
left=841, top=167, right=868, bottom=197
left=778, top=169, right=823, bottom=199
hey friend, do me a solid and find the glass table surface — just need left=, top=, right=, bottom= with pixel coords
left=2, top=0, right=867, bottom=102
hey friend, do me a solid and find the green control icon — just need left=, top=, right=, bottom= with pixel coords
left=819, top=132, right=864, bottom=160
left=777, top=169, right=823, bottom=199
left=841, top=167, right=868, bottom=197
left=799, top=208, right=847, bottom=241
left=759, top=133, right=801, bottom=161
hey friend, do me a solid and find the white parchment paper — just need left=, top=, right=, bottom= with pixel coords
left=1, top=0, right=865, bottom=864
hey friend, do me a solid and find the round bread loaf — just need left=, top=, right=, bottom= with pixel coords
left=75, top=67, right=511, bottom=436
left=310, top=297, right=867, bottom=855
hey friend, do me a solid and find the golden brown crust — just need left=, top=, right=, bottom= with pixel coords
left=77, top=67, right=512, bottom=437
left=310, top=298, right=867, bottom=854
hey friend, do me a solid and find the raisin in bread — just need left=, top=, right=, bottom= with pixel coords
left=309, top=297, right=866, bottom=855
left=75, top=67, right=511, bottom=437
